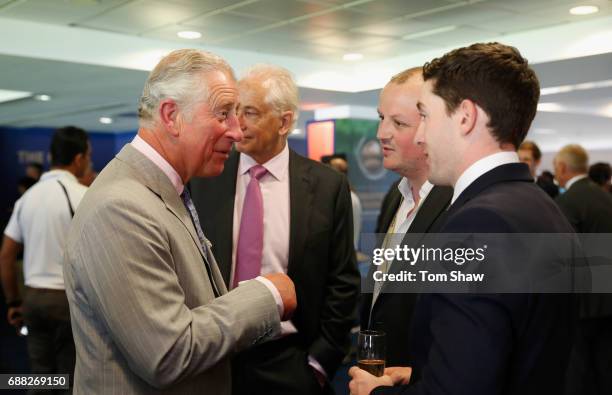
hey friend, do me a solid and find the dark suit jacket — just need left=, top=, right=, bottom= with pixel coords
left=375, top=178, right=402, bottom=234
left=190, top=149, right=360, bottom=377
left=361, top=180, right=452, bottom=366
left=556, top=177, right=612, bottom=318
left=374, top=163, right=577, bottom=395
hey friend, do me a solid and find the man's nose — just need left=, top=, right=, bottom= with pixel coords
left=414, top=122, right=425, bottom=146
left=227, top=114, right=243, bottom=142
left=376, top=120, right=391, bottom=141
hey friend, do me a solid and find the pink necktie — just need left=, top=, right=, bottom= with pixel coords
left=234, top=165, right=267, bottom=288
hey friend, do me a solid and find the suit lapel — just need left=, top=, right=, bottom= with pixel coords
left=407, top=186, right=453, bottom=233
left=116, top=145, right=206, bottom=258
left=288, top=150, right=313, bottom=277
left=116, top=144, right=227, bottom=295
left=363, top=181, right=402, bottom=323
left=446, top=163, right=532, bottom=218
left=163, top=189, right=207, bottom=259
left=378, top=183, right=402, bottom=234
left=372, top=185, right=453, bottom=310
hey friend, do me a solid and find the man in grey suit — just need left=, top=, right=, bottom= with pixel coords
left=63, top=49, right=297, bottom=394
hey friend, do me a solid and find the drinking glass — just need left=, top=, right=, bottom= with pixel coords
left=357, top=330, right=386, bottom=377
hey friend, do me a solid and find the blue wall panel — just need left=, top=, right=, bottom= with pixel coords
left=0, top=127, right=137, bottom=228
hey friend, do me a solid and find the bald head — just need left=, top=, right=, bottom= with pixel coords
left=329, top=157, right=348, bottom=175
left=389, top=67, right=423, bottom=86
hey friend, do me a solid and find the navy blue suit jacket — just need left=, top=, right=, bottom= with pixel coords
left=373, top=163, right=578, bottom=395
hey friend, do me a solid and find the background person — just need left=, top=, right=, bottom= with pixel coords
left=588, top=162, right=612, bottom=193
left=554, top=144, right=612, bottom=395
left=323, top=153, right=363, bottom=250
left=1, top=126, right=91, bottom=392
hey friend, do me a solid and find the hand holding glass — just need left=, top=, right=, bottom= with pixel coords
left=357, top=330, right=386, bottom=377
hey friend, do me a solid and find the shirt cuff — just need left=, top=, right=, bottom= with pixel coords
left=254, top=276, right=284, bottom=320
left=308, top=355, right=328, bottom=378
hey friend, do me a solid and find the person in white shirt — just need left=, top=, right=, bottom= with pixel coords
left=359, top=67, right=453, bottom=371
left=0, top=126, right=90, bottom=386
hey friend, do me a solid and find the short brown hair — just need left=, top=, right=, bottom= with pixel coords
left=423, top=42, right=540, bottom=148
left=519, top=140, right=542, bottom=161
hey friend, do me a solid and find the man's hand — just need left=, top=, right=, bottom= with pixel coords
left=7, top=306, right=23, bottom=328
left=348, top=366, right=393, bottom=395
left=262, top=273, right=296, bottom=320
left=384, top=366, right=412, bottom=385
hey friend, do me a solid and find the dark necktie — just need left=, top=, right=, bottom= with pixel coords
left=181, top=187, right=220, bottom=297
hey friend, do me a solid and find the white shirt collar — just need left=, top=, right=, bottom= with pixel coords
left=451, top=151, right=519, bottom=204
left=398, top=178, right=434, bottom=204
left=239, top=143, right=289, bottom=181
left=131, top=135, right=184, bottom=195
left=566, top=174, right=588, bottom=190
left=40, top=169, right=78, bottom=183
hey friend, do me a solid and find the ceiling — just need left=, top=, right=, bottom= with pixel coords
left=2, top=0, right=611, bottom=63
left=0, top=0, right=611, bottom=153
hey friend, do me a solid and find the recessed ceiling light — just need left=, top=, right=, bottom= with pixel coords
left=541, top=79, right=612, bottom=95
left=99, top=117, right=113, bottom=124
left=599, top=103, right=612, bottom=118
left=0, top=89, right=32, bottom=103
left=177, top=31, right=202, bottom=39
left=537, top=102, right=564, bottom=112
left=34, top=94, right=51, bottom=101
left=343, top=53, right=363, bottom=62
left=291, top=129, right=302, bottom=135
left=569, top=5, right=599, bottom=15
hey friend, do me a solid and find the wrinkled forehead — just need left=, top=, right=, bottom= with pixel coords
left=237, top=78, right=269, bottom=108
left=204, top=71, right=238, bottom=103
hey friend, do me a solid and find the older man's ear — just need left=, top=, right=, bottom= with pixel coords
left=158, top=99, right=180, bottom=137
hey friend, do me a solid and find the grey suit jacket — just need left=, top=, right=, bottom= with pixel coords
left=63, top=144, right=281, bottom=394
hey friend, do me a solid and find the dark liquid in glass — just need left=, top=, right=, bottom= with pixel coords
left=358, top=359, right=385, bottom=377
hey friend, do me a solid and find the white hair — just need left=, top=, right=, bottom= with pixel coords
left=557, top=144, right=589, bottom=173
left=240, top=64, right=299, bottom=129
left=138, top=49, right=235, bottom=127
